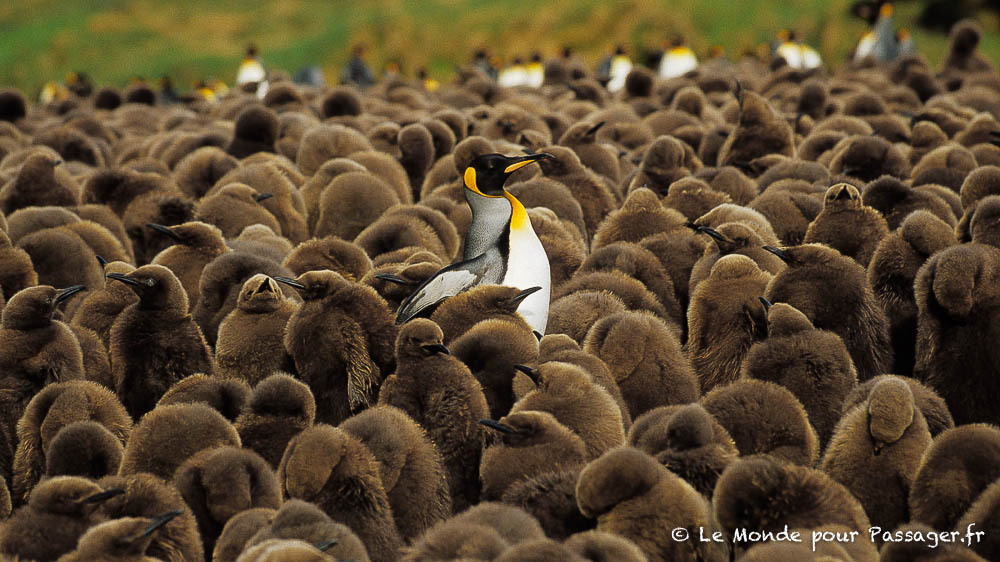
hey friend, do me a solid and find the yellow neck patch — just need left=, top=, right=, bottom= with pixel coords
left=464, top=167, right=503, bottom=198
left=504, top=191, right=528, bottom=230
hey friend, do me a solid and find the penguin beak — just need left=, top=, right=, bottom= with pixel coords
left=55, top=285, right=87, bottom=305
left=511, top=286, right=543, bottom=305
left=695, top=225, right=734, bottom=245
left=503, top=152, right=554, bottom=174
left=96, top=255, right=109, bottom=267
left=834, top=186, right=852, bottom=200
left=80, top=487, right=125, bottom=504
left=989, top=130, right=1000, bottom=147
left=759, top=296, right=773, bottom=312
left=420, top=342, right=451, bottom=356
left=273, top=276, right=306, bottom=290
left=513, top=364, right=540, bottom=385
left=479, top=419, right=517, bottom=434
left=585, top=121, right=605, bottom=137
left=254, top=193, right=274, bottom=203
left=106, top=273, right=145, bottom=288
left=684, top=221, right=700, bottom=232
left=373, top=273, right=414, bottom=286
left=314, top=539, right=339, bottom=552
left=139, top=510, right=183, bottom=538
left=762, top=246, right=792, bottom=263
left=146, top=223, right=181, bottom=242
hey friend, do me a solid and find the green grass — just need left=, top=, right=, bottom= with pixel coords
left=1, top=0, right=997, bottom=97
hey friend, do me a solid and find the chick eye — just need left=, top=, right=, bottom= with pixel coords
left=144, top=279, right=156, bottom=287
left=44, top=298, right=53, bottom=305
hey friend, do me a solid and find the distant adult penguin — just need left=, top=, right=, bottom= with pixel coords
left=395, top=153, right=553, bottom=336
left=764, top=243, right=892, bottom=381
left=277, top=270, right=396, bottom=425
left=107, top=264, right=215, bottom=419
left=215, top=274, right=298, bottom=384
left=379, top=318, right=490, bottom=510
left=803, top=182, right=889, bottom=267
left=234, top=373, right=315, bottom=468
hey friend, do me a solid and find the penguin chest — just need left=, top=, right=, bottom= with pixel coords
left=502, top=226, right=550, bottom=334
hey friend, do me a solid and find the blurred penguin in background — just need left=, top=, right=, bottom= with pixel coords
left=342, top=43, right=376, bottom=90
left=659, top=35, right=699, bottom=78
left=602, top=45, right=633, bottom=93
left=236, top=44, right=267, bottom=98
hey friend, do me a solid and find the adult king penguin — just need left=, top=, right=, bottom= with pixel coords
left=394, top=153, right=553, bottom=336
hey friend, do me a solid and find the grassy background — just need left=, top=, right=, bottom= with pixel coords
left=1, top=0, right=998, bottom=97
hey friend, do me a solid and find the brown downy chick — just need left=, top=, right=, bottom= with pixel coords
left=70, top=259, right=137, bottom=348
left=826, top=135, right=910, bottom=182
left=480, top=411, right=588, bottom=501
left=156, top=374, right=250, bottom=422
left=842, top=374, right=954, bottom=438
left=576, top=447, right=726, bottom=562
left=379, top=318, right=489, bottom=510
left=687, top=221, right=785, bottom=295
left=493, top=538, right=587, bottom=562
left=399, top=518, right=508, bottom=561
left=701, top=379, right=819, bottom=466
left=502, top=465, right=595, bottom=540
left=548, top=290, right=628, bottom=344
left=210, top=161, right=308, bottom=244
left=583, top=310, right=698, bottom=419
left=559, top=121, right=621, bottom=185
left=536, top=145, right=618, bottom=237
left=627, top=403, right=739, bottom=497
left=914, top=244, right=1000, bottom=426
left=96, top=472, right=205, bottom=562
left=868, top=211, right=957, bottom=376
left=173, top=146, right=240, bottom=200
left=821, top=378, right=932, bottom=534
left=0, top=227, right=37, bottom=301
left=235, top=373, right=315, bottom=468
left=226, top=104, right=278, bottom=159
left=576, top=242, right=681, bottom=326
left=0, top=476, right=124, bottom=562
left=283, top=236, right=372, bottom=280
left=555, top=271, right=673, bottom=325
left=662, top=178, right=732, bottom=222
left=909, top=424, right=1000, bottom=531
left=242, top=500, right=369, bottom=562
left=537, top=333, right=630, bottom=430
left=718, top=89, right=794, bottom=174
left=764, top=243, right=892, bottom=381
left=118, top=402, right=240, bottom=480
left=627, top=135, right=698, bottom=196
left=741, top=301, right=858, bottom=445
left=277, top=424, right=403, bottom=562
left=0, top=154, right=79, bottom=214
left=195, top=183, right=281, bottom=239
left=687, top=256, right=771, bottom=392
left=216, top=274, right=298, bottom=385
left=174, top=446, right=282, bottom=559
left=340, top=405, right=452, bottom=541
left=397, top=122, right=436, bottom=201
left=16, top=226, right=105, bottom=290
left=235, top=538, right=336, bottom=561
left=692, top=203, right=779, bottom=244
left=862, top=175, right=956, bottom=230
left=12, top=379, right=131, bottom=506
left=121, top=191, right=197, bottom=266
left=213, top=508, right=277, bottom=562
left=941, top=19, right=995, bottom=75
left=148, top=221, right=230, bottom=307
left=450, top=318, right=540, bottom=420
left=108, top=264, right=214, bottom=419
left=966, top=195, right=1000, bottom=249
left=278, top=270, right=396, bottom=425
left=748, top=187, right=823, bottom=246
left=957, top=477, right=1000, bottom=561
left=563, top=530, right=649, bottom=562
left=803, top=183, right=889, bottom=266
left=959, top=165, right=1000, bottom=211
left=510, top=362, right=625, bottom=459
left=429, top=284, right=538, bottom=343
left=44, top=421, right=124, bottom=481
left=56, top=511, right=184, bottom=562
left=314, top=172, right=400, bottom=241
left=714, top=456, right=870, bottom=557
left=590, top=187, right=686, bottom=249
left=366, top=250, right=444, bottom=311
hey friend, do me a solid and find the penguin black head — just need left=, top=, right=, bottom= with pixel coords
left=1, top=285, right=86, bottom=330
left=464, top=153, right=554, bottom=196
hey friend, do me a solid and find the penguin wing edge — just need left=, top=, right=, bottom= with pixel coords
left=396, top=257, right=496, bottom=324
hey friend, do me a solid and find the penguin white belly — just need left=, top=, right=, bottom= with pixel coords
left=502, top=225, right=550, bottom=335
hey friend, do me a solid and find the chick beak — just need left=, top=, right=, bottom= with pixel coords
left=254, top=193, right=274, bottom=203
left=513, top=364, right=540, bottom=385
left=762, top=245, right=792, bottom=263
left=146, top=223, right=181, bottom=242
left=585, top=121, right=605, bottom=137
left=696, top=225, right=734, bottom=246
left=834, top=186, right=852, bottom=200
left=96, top=255, right=109, bottom=267
left=503, top=152, right=555, bottom=174
left=314, top=539, right=339, bottom=552
left=759, top=296, right=773, bottom=312
left=139, top=510, right=183, bottom=538
left=273, top=276, right=306, bottom=290
left=511, top=286, right=543, bottom=305
left=479, top=419, right=517, bottom=434
left=55, top=285, right=87, bottom=305
left=106, top=273, right=145, bottom=288
left=420, top=342, right=451, bottom=356
left=373, top=273, right=414, bottom=286
left=80, top=487, right=125, bottom=504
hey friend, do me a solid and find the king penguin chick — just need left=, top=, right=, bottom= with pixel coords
left=148, top=221, right=230, bottom=308
left=0, top=476, right=124, bottom=562
left=429, top=284, right=538, bottom=343
left=340, top=405, right=452, bottom=541
left=0, top=227, right=36, bottom=301
left=913, top=243, right=1000, bottom=426
left=107, top=264, right=215, bottom=419
left=215, top=274, right=298, bottom=385
left=195, top=183, right=281, bottom=239
left=820, top=377, right=932, bottom=534
left=563, top=530, right=649, bottom=562
left=717, top=89, right=795, bottom=172
left=277, top=269, right=396, bottom=425
left=396, top=153, right=553, bottom=336
left=70, top=259, right=137, bottom=348
left=687, top=255, right=771, bottom=393
left=687, top=222, right=785, bottom=294
left=583, top=310, right=699, bottom=418
left=537, top=333, right=630, bottom=429
left=509, top=362, right=625, bottom=459
left=536, top=145, right=618, bottom=237
left=277, top=424, right=403, bottom=562
left=957, top=477, right=1000, bottom=561
left=118, top=402, right=241, bottom=481
left=379, top=318, right=490, bottom=511
left=156, top=373, right=250, bottom=422
left=450, top=318, right=540, bottom=419
left=56, top=511, right=183, bottom=562
left=0, top=153, right=78, bottom=214
left=234, top=373, right=315, bottom=468
left=701, top=379, right=819, bottom=466
left=764, top=243, right=892, bottom=381
left=741, top=301, right=858, bottom=446
left=909, top=424, right=1000, bottom=531
left=173, top=446, right=282, bottom=559
left=44, top=421, right=124, bottom=482
left=842, top=374, right=955, bottom=437
left=802, top=182, right=889, bottom=267
left=575, top=446, right=726, bottom=562
left=212, top=508, right=277, bottom=562
left=479, top=410, right=588, bottom=501
left=240, top=500, right=369, bottom=562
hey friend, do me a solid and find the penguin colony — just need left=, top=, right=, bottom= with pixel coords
left=2, top=17, right=1000, bottom=562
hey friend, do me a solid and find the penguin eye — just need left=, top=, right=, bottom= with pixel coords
left=44, top=298, right=53, bottom=305
left=143, top=278, right=156, bottom=287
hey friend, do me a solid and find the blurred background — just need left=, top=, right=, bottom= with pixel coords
left=2, top=0, right=998, bottom=96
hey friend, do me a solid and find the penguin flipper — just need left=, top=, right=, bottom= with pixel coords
left=395, top=253, right=498, bottom=324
